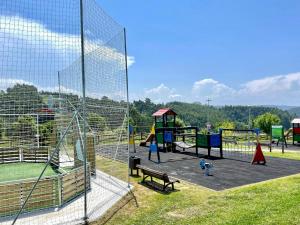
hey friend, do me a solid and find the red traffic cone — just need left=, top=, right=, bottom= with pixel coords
left=252, top=143, right=266, bottom=165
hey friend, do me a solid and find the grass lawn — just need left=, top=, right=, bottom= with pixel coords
left=0, top=162, right=58, bottom=182
left=93, top=152, right=300, bottom=225
left=260, top=145, right=300, bottom=161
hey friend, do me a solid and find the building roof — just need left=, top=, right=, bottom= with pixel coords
left=291, top=118, right=300, bottom=124
left=152, top=108, right=177, bottom=117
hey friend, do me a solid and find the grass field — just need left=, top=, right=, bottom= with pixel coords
left=0, top=162, right=58, bottom=182
left=93, top=151, right=300, bottom=225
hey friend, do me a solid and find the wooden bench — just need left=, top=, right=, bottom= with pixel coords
left=136, top=165, right=180, bottom=191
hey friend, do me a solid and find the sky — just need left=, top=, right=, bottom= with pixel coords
left=0, top=1, right=300, bottom=106
left=99, top=0, right=300, bottom=106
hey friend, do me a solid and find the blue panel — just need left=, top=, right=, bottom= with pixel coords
left=210, top=134, right=221, bottom=147
left=254, top=128, right=260, bottom=136
left=164, top=131, right=173, bottom=143
left=129, top=125, right=134, bottom=134
left=150, top=143, right=158, bottom=152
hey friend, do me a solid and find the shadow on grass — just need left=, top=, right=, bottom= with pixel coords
left=138, top=180, right=180, bottom=195
left=91, top=190, right=138, bottom=225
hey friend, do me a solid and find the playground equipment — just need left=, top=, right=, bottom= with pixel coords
left=199, top=159, right=213, bottom=176
left=270, top=125, right=287, bottom=153
left=149, top=142, right=160, bottom=163
left=139, top=124, right=155, bottom=146
left=146, top=108, right=264, bottom=164
left=129, top=125, right=136, bottom=153
left=291, top=118, right=300, bottom=145
left=146, top=108, right=223, bottom=162
left=153, top=108, right=177, bottom=150
left=221, top=128, right=260, bottom=162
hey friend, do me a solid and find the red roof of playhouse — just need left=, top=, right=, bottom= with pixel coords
left=152, top=108, right=177, bottom=117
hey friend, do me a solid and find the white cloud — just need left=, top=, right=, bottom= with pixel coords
left=0, top=15, right=133, bottom=102
left=192, top=78, right=236, bottom=102
left=240, top=72, right=300, bottom=94
left=144, top=84, right=182, bottom=103
left=191, top=72, right=300, bottom=105
left=0, top=78, right=34, bottom=91
left=0, top=15, right=135, bottom=67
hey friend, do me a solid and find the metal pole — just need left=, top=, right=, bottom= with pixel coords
left=79, top=0, right=88, bottom=222
left=248, top=106, right=251, bottom=129
left=36, top=114, right=39, bottom=148
left=58, top=71, right=62, bottom=111
left=206, top=98, right=211, bottom=131
left=124, top=28, right=130, bottom=186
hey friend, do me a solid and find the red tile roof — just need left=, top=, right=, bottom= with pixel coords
left=152, top=108, right=177, bottom=117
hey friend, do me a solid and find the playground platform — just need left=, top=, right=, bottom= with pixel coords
left=97, top=145, right=300, bottom=191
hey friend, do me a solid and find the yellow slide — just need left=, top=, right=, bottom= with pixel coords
left=140, top=124, right=155, bottom=146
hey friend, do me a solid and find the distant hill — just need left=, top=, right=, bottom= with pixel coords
left=131, top=99, right=295, bottom=130
left=261, top=105, right=297, bottom=111
left=289, top=107, right=300, bottom=117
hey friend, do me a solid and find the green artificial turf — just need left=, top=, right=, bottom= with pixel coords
left=0, top=162, right=58, bottom=182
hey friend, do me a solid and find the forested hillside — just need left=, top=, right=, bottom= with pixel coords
left=0, top=84, right=295, bottom=134
left=289, top=107, right=300, bottom=117
left=131, top=98, right=295, bottom=131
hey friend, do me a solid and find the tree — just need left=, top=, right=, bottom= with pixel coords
left=88, top=113, right=107, bottom=131
left=4, top=84, right=44, bottom=114
left=13, top=115, right=37, bottom=139
left=175, top=117, right=186, bottom=127
left=216, top=120, right=235, bottom=130
left=39, top=121, right=54, bottom=146
left=254, top=113, right=281, bottom=135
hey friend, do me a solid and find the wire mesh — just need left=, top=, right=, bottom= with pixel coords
left=0, top=0, right=130, bottom=224
left=221, top=129, right=257, bottom=162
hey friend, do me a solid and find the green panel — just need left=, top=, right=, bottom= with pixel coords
left=294, top=135, right=300, bottom=142
left=167, top=121, right=175, bottom=127
left=272, top=125, right=283, bottom=139
left=156, top=133, right=164, bottom=144
left=197, top=134, right=208, bottom=147
left=156, top=122, right=163, bottom=128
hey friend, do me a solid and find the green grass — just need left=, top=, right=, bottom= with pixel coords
left=0, top=162, right=58, bottom=182
left=93, top=152, right=300, bottom=225
left=263, top=150, right=300, bottom=161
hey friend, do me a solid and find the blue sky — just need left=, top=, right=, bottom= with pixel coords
left=99, top=0, right=300, bottom=105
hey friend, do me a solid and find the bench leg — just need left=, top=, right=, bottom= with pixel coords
left=151, top=176, right=153, bottom=182
left=164, top=182, right=174, bottom=191
left=142, top=175, right=149, bottom=183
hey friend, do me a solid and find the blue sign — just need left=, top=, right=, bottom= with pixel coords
left=210, top=134, right=221, bottom=147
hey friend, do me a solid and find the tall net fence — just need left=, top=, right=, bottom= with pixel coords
left=0, top=0, right=130, bottom=224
